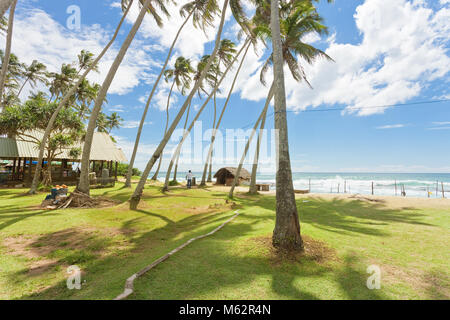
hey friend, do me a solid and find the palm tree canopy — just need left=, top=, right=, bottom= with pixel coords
left=255, top=0, right=333, bottom=86
left=180, top=0, right=221, bottom=33
left=164, top=56, right=195, bottom=95
left=23, top=60, right=48, bottom=88
left=194, top=55, right=221, bottom=96
left=217, top=39, right=237, bottom=67
left=77, top=50, right=99, bottom=73
left=121, top=0, right=171, bottom=28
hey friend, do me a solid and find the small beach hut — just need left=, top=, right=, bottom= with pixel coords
left=214, top=167, right=251, bottom=186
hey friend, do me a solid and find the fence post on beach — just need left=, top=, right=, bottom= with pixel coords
left=371, top=182, right=374, bottom=195
left=442, top=182, right=445, bottom=199
left=338, top=183, right=340, bottom=193
left=344, top=180, right=347, bottom=193
left=395, top=180, right=397, bottom=196
left=436, top=180, right=439, bottom=198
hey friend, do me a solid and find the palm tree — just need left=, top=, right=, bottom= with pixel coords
left=77, top=0, right=172, bottom=196
left=96, top=112, right=108, bottom=133
left=206, top=39, right=237, bottom=182
left=0, top=0, right=17, bottom=109
left=249, top=0, right=331, bottom=194
left=125, top=0, right=220, bottom=187
left=48, top=64, right=78, bottom=100
left=0, top=51, right=23, bottom=98
left=17, top=60, right=48, bottom=97
left=28, top=1, right=134, bottom=194
left=151, top=56, right=194, bottom=181
left=77, top=50, right=99, bottom=74
left=162, top=39, right=251, bottom=192
left=268, top=0, right=331, bottom=250
left=106, top=112, right=123, bottom=133
left=0, top=0, right=14, bottom=20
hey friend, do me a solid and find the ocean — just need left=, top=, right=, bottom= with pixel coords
left=167, top=172, right=450, bottom=198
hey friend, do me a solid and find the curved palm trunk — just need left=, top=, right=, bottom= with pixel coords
left=0, top=0, right=14, bottom=20
left=130, top=0, right=230, bottom=209
left=78, top=0, right=150, bottom=195
left=249, top=83, right=275, bottom=194
left=228, top=92, right=272, bottom=198
left=173, top=100, right=191, bottom=182
left=28, top=1, right=132, bottom=194
left=125, top=8, right=195, bottom=187
left=151, top=81, right=174, bottom=181
left=200, top=41, right=251, bottom=185
left=207, top=73, right=219, bottom=183
left=163, top=39, right=250, bottom=192
left=0, top=0, right=17, bottom=108
left=270, top=0, right=303, bottom=250
left=17, top=77, right=29, bottom=98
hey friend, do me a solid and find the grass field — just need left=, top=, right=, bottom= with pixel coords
left=0, top=182, right=449, bottom=300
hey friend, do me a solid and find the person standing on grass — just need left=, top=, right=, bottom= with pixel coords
left=186, top=170, right=193, bottom=189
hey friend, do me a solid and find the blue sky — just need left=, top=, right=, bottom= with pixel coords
left=7, top=0, right=450, bottom=173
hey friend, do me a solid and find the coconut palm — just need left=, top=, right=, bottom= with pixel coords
left=130, top=0, right=251, bottom=208
left=28, top=1, right=134, bottom=194
left=17, top=60, right=48, bottom=97
left=125, top=0, right=221, bottom=187
left=48, top=64, right=78, bottom=101
left=206, top=39, right=237, bottom=183
left=77, top=50, right=99, bottom=74
left=106, top=112, right=123, bottom=134
left=151, top=56, right=194, bottom=181
left=162, top=39, right=251, bottom=192
left=0, top=0, right=17, bottom=108
left=249, top=0, right=332, bottom=195
left=77, top=0, right=172, bottom=196
left=163, top=54, right=221, bottom=188
left=0, top=51, right=23, bottom=98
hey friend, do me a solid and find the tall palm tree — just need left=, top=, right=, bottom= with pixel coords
left=17, top=60, right=48, bottom=97
left=206, top=39, right=237, bottom=182
left=0, top=0, right=17, bottom=109
left=268, top=0, right=331, bottom=250
left=106, top=112, right=123, bottom=133
left=162, top=39, right=250, bottom=192
left=28, top=1, right=135, bottom=194
left=130, top=0, right=251, bottom=208
left=151, top=56, right=194, bottom=181
left=200, top=40, right=249, bottom=186
left=249, top=0, right=331, bottom=194
left=125, top=0, right=220, bottom=187
left=0, top=51, right=23, bottom=98
left=77, top=0, right=172, bottom=196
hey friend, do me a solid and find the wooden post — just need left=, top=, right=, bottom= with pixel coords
left=371, top=182, right=374, bottom=195
left=442, top=182, right=445, bottom=199
left=100, top=161, right=104, bottom=174
left=28, top=158, right=32, bottom=181
left=338, top=183, right=340, bottom=193
left=12, top=159, right=16, bottom=174
left=115, top=161, right=118, bottom=181
left=344, top=180, right=347, bottom=193
left=436, top=180, right=439, bottom=198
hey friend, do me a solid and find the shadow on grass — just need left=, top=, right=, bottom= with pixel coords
left=3, top=188, right=442, bottom=300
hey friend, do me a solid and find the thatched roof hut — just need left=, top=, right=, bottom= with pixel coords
left=214, top=167, right=251, bottom=186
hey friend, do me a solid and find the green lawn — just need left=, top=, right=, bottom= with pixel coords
left=0, top=183, right=448, bottom=300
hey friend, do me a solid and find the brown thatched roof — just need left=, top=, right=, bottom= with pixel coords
left=214, top=167, right=251, bottom=180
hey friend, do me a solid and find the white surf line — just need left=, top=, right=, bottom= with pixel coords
left=114, top=210, right=240, bottom=300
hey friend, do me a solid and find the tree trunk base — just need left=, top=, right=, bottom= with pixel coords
left=129, top=195, right=141, bottom=210
left=272, top=233, right=304, bottom=252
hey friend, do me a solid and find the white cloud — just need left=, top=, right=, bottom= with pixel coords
left=239, top=0, right=450, bottom=116
left=8, top=7, right=161, bottom=97
left=376, top=124, right=406, bottom=129
left=432, top=121, right=450, bottom=125
left=122, top=120, right=152, bottom=129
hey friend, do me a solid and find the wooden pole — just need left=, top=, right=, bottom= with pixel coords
left=442, top=182, right=445, bottom=199
left=371, top=182, right=374, bottom=195
left=28, top=158, right=32, bottom=181
left=338, top=183, right=340, bottom=193
left=344, top=180, right=347, bottom=193
left=436, top=180, right=439, bottom=198
left=115, top=161, right=118, bottom=181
